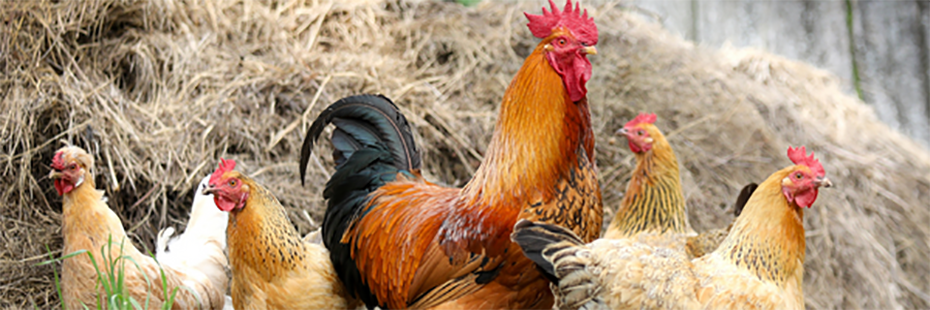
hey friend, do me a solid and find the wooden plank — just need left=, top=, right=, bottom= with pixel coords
left=851, top=0, right=929, bottom=143
left=624, top=0, right=929, bottom=146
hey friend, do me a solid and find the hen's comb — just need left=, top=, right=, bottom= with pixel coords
left=787, top=146, right=824, bottom=177
left=525, top=0, right=598, bottom=44
left=51, top=150, right=66, bottom=170
left=209, top=158, right=236, bottom=185
left=624, top=113, right=657, bottom=128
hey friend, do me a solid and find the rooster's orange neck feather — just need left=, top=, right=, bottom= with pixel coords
left=715, top=166, right=806, bottom=287
left=463, top=38, right=593, bottom=210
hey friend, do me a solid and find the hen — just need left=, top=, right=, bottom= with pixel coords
left=608, top=113, right=745, bottom=257
left=685, top=182, right=757, bottom=258
left=156, top=175, right=230, bottom=305
left=512, top=146, right=831, bottom=310
left=608, top=113, right=753, bottom=258
left=298, top=1, right=602, bottom=308
left=204, top=159, right=357, bottom=309
left=606, top=113, right=694, bottom=242
left=51, top=146, right=224, bottom=309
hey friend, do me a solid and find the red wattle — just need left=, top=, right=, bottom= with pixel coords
left=546, top=48, right=591, bottom=102
left=214, top=196, right=237, bottom=212
left=54, top=179, right=73, bottom=195
left=566, top=54, right=591, bottom=102
left=627, top=139, right=641, bottom=153
left=795, top=189, right=819, bottom=208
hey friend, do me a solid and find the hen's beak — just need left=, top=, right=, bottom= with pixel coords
left=816, top=177, right=833, bottom=188
left=615, top=128, right=629, bottom=136
left=583, top=46, right=598, bottom=55
left=49, top=170, right=63, bottom=180
left=203, top=184, right=218, bottom=196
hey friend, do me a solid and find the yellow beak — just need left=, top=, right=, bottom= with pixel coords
left=583, top=46, right=597, bottom=55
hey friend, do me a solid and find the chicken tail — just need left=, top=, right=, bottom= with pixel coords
left=299, top=94, right=420, bottom=308
left=733, top=182, right=758, bottom=217
left=155, top=176, right=230, bottom=297
left=511, top=219, right=606, bottom=310
left=155, top=226, right=175, bottom=257
left=685, top=181, right=761, bottom=258
left=299, top=94, right=420, bottom=185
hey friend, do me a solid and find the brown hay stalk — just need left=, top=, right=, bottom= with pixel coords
left=1, top=0, right=928, bottom=308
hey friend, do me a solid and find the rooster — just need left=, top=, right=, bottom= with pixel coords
left=512, top=146, right=831, bottom=310
left=298, top=0, right=602, bottom=308
left=156, top=175, right=230, bottom=304
left=50, top=146, right=224, bottom=309
left=203, top=159, right=358, bottom=309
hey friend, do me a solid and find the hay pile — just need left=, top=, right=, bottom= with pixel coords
left=1, top=0, right=928, bottom=308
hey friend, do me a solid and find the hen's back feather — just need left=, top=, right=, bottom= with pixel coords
left=513, top=170, right=809, bottom=310
left=155, top=175, right=230, bottom=298
left=685, top=182, right=758, bottom=258
left=514, top=182, right=766, bottom=310
left=513, top=220, right=700, bottom=310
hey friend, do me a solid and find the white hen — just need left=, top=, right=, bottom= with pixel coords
left=157, top=176, right=232, bottom=309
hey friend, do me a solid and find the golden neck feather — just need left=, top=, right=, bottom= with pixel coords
left=226, top=177, right=306, bottom=275
left=608, top=133, right=691, bottom=237
left=463, top=40, right=590, bottom=209
left=61, top=171, right=129, bottom=246
left=715, top=167, right=806, bottom=286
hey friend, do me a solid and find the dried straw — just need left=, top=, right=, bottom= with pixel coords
left=1, top=0, right=927, bottom=308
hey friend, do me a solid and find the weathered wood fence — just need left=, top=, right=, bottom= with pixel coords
left=629, top=0, right=930, bottom=146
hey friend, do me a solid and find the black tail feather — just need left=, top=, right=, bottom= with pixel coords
left=511, top=219, right=586, bottom=280
left=299, top=94, right=420, bottom=186
left=299, top=94, right=421, bottom=309
left=513, top=221, right=606, bottom=310
left=733, top=182, right=758, bottom=217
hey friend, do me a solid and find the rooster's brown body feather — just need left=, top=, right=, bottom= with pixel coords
left=303, top=10, right=603, bottom=308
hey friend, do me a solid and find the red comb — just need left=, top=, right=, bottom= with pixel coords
left=209, top=158, right=236, bottom=185
left=51, top=151, right=65, bottom=170
left=787, top=146, right=824, bottom=177
left=624, top=113, right=657, bottom=128
left=525, top=0, right=598, bottom=45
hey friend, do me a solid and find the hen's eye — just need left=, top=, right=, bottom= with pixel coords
left=558, top=39, right=566, bottom=46
left=637, top=130, right=645, bottom=136
left=228, top=180, right=237, bottom=187
left=69, top=164, right=78, bottom=170
left=795, top=173, right=803, bottom=179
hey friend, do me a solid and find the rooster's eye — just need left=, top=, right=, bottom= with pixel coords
left=558, top=39, right=566, bottom=46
